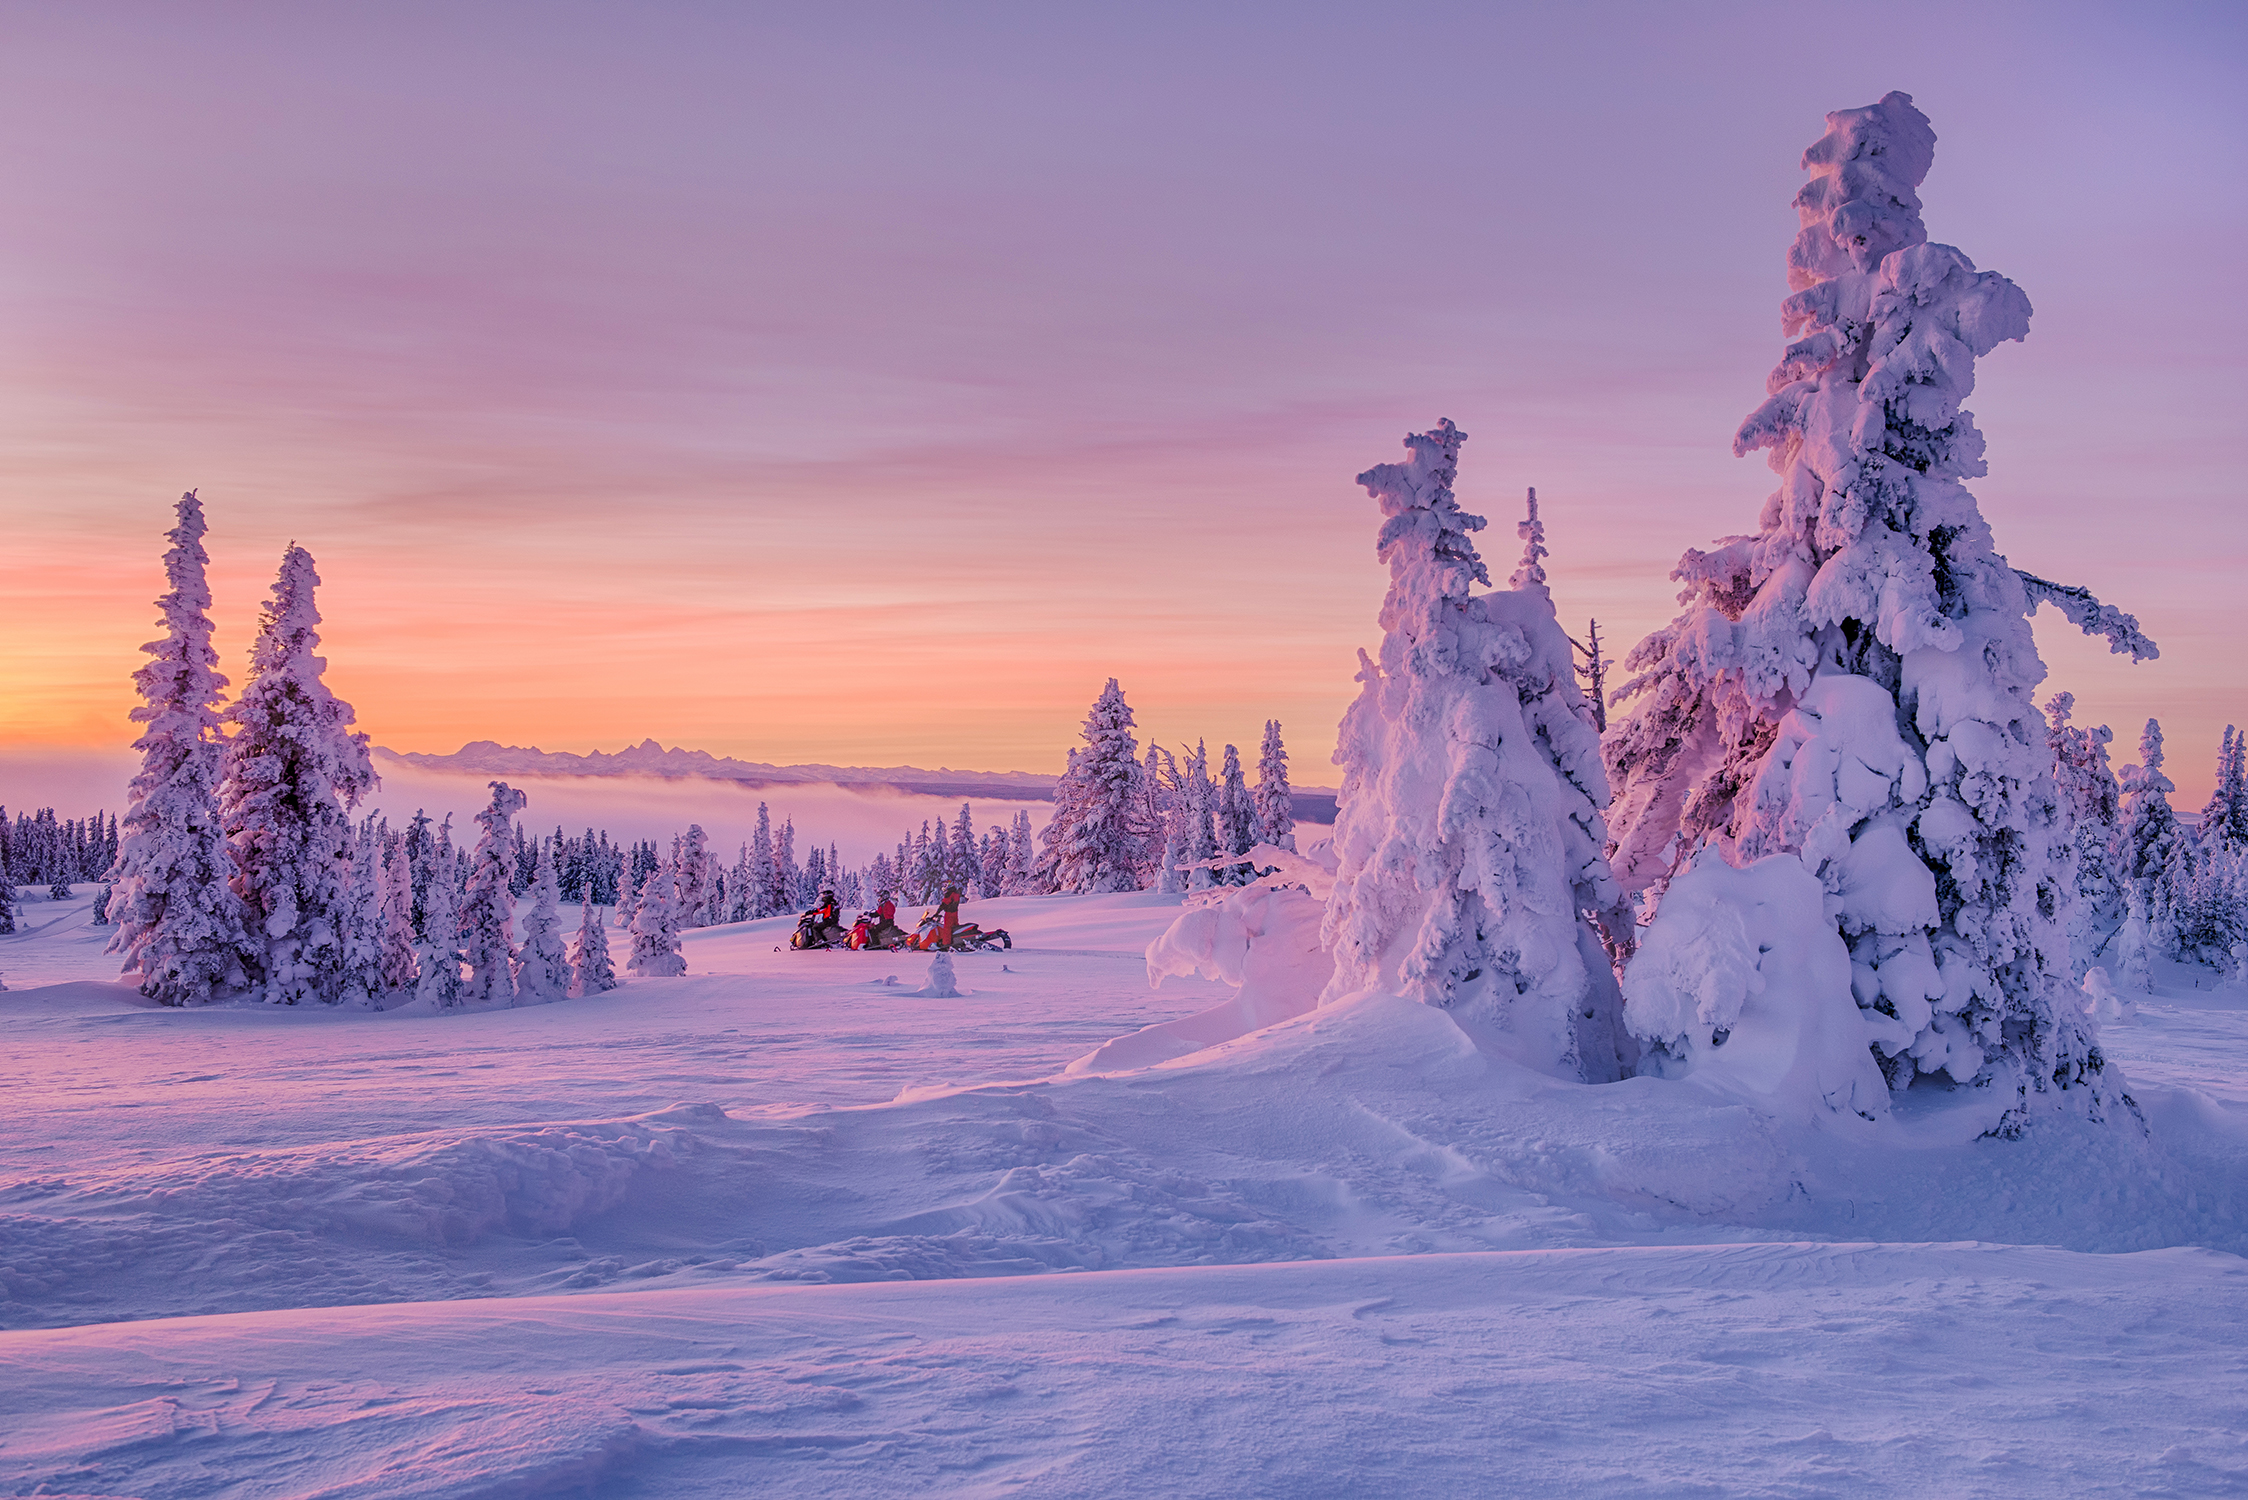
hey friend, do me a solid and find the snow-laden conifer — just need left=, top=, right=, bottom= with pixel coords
left=1009, top=809, right=1038, bottom=895
left=675, top=824, right=711, bottom=927
left=0, top=854, right=15, bottom=935
left=109, top=492, right=253, bottom=1004
left=1216, top=743, right=1256, bottom=884
left=1603, top=94, right=2142, bottom=1129
left=1322, top=421, right=1632, bottom=1081
left=414, top=819, right=463, bottom=1008
left=1182, top=740, right=1218, bottom=893
left=378, top=830, right=418, bottom=993
left=2046, top=693, right=2124, bottom=972
left=1254, top=720, right=1296, bottom=852
left=628, top=861, right=687, bottom=976
left=2115, top=719, right=2183, bottom=947
left=572, top=880, right=618, bottom=994
left=218, top=544, right=375, bottom=1005
left=337, top=819, right=387, bottom=1008
left=458, top=781, right=526, bottom=1005
left=2199, top=727, right=2248, bottom=852
left=514, top=836, right=571, bottom=1002
left=1037, top=681, right=1153, bottom=893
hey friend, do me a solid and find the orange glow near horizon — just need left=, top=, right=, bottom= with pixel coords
left=2, top=7, right=2240, bottom=802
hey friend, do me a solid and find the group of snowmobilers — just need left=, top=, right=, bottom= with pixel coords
left=789, top=885, right=1012, bottom=953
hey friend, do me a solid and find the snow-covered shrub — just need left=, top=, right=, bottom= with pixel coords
left=1623, top=851, right=1889, bottom=1122
left=1321, top=421, right=1632, bottom=1082
left=109, top=492, right=252, bottom=1004
left=219, top=545, right=375, bottom=1005
left=1602, top=93, right=2141, bottom=1132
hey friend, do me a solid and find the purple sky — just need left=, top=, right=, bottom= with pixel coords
left=2, top=2, right=2241, bottom=796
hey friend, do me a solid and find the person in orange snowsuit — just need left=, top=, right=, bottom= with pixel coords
left=920, top=886, right=964, bottom=950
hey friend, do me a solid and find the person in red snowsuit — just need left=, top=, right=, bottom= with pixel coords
left=921, top=886, right=964, bottom=950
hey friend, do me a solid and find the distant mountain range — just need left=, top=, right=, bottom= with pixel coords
left=373, top=739, right=1339, bottom=821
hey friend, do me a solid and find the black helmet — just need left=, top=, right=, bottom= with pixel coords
left=820, top=889, right=836, bottom=901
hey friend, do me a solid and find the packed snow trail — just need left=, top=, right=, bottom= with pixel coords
left=4, top=1243, right=2244, bottom=1499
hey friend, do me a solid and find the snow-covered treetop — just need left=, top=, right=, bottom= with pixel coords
left=131, top=491, right=229, bottom=741
left=1787, top=90, right=1935, bottom=291
left=1359, top=418, right=1488, bottom=621
left=1509, top=487, right=1548, bottom=594
left=476, top=780, right=529, bottom=844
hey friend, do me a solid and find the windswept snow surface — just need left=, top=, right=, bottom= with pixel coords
left=3, top=888, right=2246, bottom=1496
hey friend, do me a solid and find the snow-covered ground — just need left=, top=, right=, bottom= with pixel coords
left=4, top=888, right=2246, bottom=1497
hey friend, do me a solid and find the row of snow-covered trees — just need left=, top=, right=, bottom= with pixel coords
left=1029, top=692, right=1297, bottom=896
left=2064, top=709, right=2248, bottom=982
left=0, top=808, right=119, bottom=895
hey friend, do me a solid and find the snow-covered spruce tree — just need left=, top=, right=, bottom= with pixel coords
left=675, top=824, right=711, bottom=927
left=628, top=861, right=687, bottom=976
left=218, top=545, right=376, bottom=1005
left=414, top=818, right=463, bottom=1007
left=459, top=781, right=527, bottom=1005
left=109, top=491, right=253, bottom=1004
left=1603, top=94, right=2151, bottom=1130
left=378, top=829, right=418, bottom=994
left=1181, top=739, right=1218, bottom=893
left=336, top=818, right=387, bottom=1008
left=1037, top=680, right=1154, bottom=893
left=572, top=880, right=618, bottom=994
left=514, top=837, right=571, bottom=1002
left=0, top=853, right=14, bottom=935
left=1009, top=808, right=1038, bottom=894
left=1254, top=720, right=1296, bottom=852
left=2199, top=727, right=2248, bottom=852
left=2115, top=719, right=2183, bottom=954
left=1322, top=420, right=1632, bottom=1081
left=2045, top=692, right=2124, bottom=972
left=1215, top=744, right=1256, bottom=884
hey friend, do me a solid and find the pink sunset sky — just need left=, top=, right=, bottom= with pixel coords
left=1, top=3, right=2241, bottom=796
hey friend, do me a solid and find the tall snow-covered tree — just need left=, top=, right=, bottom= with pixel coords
left=1603, top=94, right=2149, bottom=1130
left=675, top=824, right=712, bottom=927
left=218, top=544, right=376, bottom=1005
left=109, top=492, right=252, bottom=1004
left=459, top=781, right=527, bottom=1005
left=336, top=818, right=388, bottom=1007
left=2199, top=726, right=2248, bottom=852
left=414, top=817, right=463, bottom=1007
left=628, top=861, right=687, bottom=976
left=1323, top=421, right=1632, bottom=1081
left=514, top=836, right=571, bottom=1002
left=2046, top=692, right=2124, bottom=971
left=1254, top=720, right=1296, bottom=852
left=0, top=851, right=14, bottom=935
left=1181, top=739, right=1218, bottom=892
left=1037, top=681, right=1154, bottom=893
left=572, top=880, right=618, bottom=994
left=378, top=828, right=418, bottom=994
left=1009, top=808, right=1038, bottom=895
left=2115, top=719, right=2183, bottom=946
left=1216, top=743, right=1256, bottom=884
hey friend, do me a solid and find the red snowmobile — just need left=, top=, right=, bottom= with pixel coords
left=848, top=897, right=913, bottom=951
left=909, top=888, right=1011, bottom=952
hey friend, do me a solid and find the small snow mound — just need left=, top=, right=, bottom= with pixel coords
left=1625, top=852, right=1889, bottom=1122
left=920, top=952, right=961, bottom=998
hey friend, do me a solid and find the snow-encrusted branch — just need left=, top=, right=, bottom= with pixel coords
left=2014, top=569, right=2159, bottom=663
